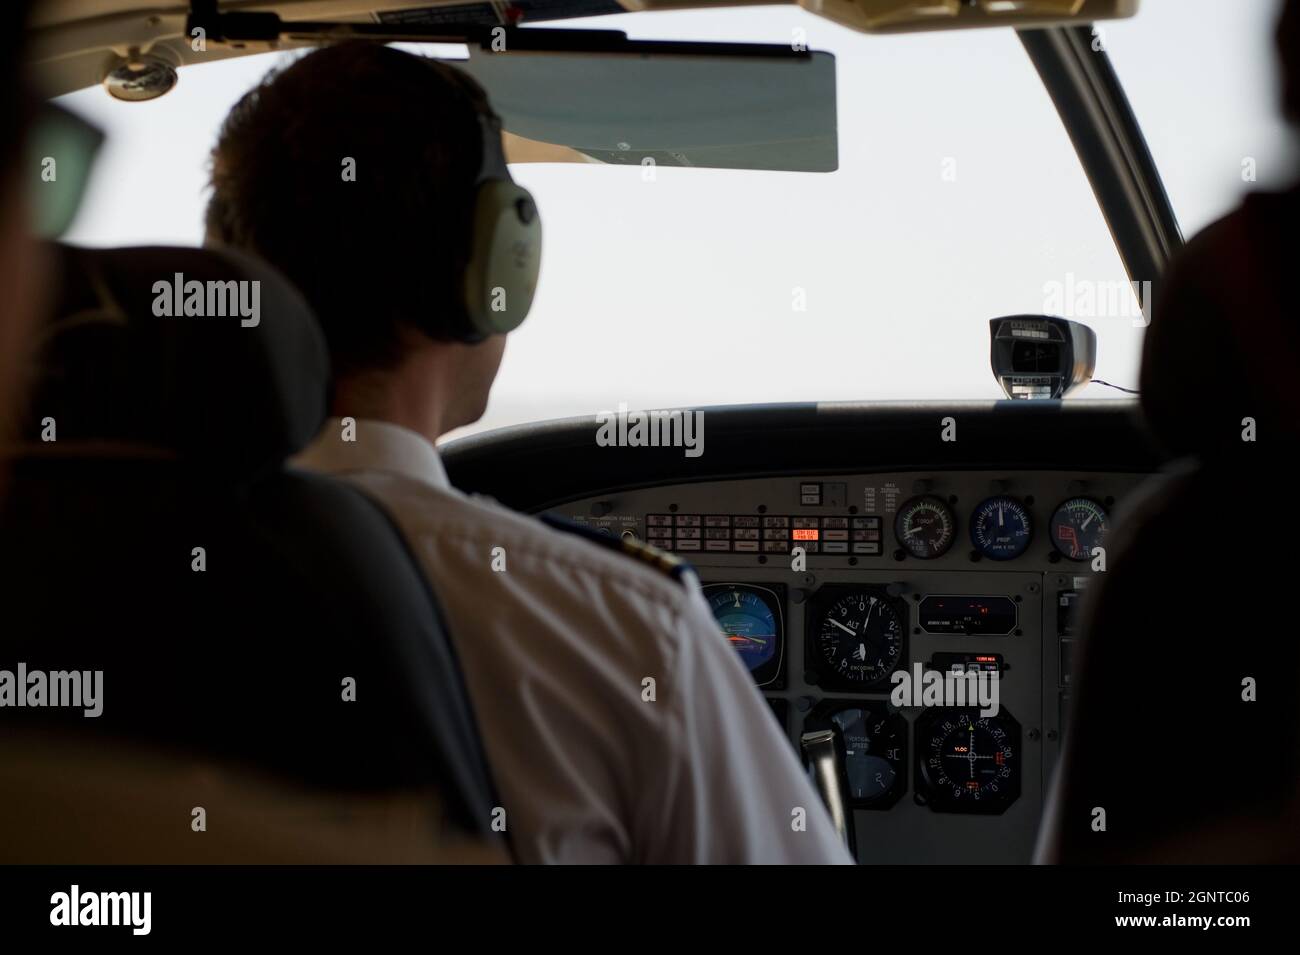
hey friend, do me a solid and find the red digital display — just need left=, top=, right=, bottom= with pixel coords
left=791, top=529, right=819, bottom=541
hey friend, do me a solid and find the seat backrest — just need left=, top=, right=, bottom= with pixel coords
left=0, top=731, right=506, bottom=864
left=1039, top=461, right=1300, bottom=863
left=0, top=244, right=497, bottom=851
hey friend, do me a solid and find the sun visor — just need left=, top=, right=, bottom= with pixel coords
left=456, top=45, right=838, bottom=173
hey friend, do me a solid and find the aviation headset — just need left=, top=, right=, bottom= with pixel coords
left=432, top=60, right=542, bottom=343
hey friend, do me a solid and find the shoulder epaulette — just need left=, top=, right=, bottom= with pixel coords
left=539, top=513, right=698, bottom=587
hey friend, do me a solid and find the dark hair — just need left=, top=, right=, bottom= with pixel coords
left=206, top=43, right=491, bottom=376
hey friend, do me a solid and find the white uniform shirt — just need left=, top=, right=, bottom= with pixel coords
left=293, top=418, right=852, bottom=865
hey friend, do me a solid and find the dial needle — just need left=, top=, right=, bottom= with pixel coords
left=829, top=619, right=856, bottom=636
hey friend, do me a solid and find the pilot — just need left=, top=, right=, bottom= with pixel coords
left=204, top=43, right=851, bottom=864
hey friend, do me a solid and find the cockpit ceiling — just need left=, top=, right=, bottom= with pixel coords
left=27, top=0, right=1140, bottom=98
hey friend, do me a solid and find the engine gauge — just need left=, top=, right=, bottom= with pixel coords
left=915, top=707, right=1021, bottom=814
left=806, top=699, right=907, bottom=810
left=894, top=495, right=956, bottom=559
left=1049, top=497, right=1108, bottom=562
left=970, top=495, right=1033, bottom=560
left=703, top=583, right=785, bottom=688
left=808, top=586, right=907, bottom=690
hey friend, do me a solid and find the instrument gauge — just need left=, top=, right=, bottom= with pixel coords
left=703, top=583, right=785, bottom=688
left=806, top=699, right=907, bottom=810
left=970, top=495, right=1033, bottom=560
left=808, top=586, right=906, bottom=690
left=894, top=495, right=956, bottom=559
left=916, top=708, right=1021, bottom=814
left=1049, top=497, right=1108, bottom=562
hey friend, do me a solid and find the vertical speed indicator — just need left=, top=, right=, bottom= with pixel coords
left=806, top=699, right=908, bottom=810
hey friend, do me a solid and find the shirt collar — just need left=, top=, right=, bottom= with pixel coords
left=291, top=417, right=450, bottom=490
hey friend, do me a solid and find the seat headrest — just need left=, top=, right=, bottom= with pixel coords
left=25, top=244, right=330, bottom=480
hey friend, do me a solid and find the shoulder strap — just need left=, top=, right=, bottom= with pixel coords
left=539, top=513, right=699, bottom=588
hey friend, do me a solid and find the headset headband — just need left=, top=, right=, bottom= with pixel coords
left=475, top=112, right=511, bottom=186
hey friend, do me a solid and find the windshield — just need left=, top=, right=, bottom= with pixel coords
left=1106, top=0, right=1296, bottom=236
left=60, top=4, right=1188, bottom=437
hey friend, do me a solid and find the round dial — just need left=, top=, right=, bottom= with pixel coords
left=1049, top=497, right=1108, bottom=561
left=970, top=495, right=1033, bottom=561
left=827, top=703, right=906, bottom=808
left=917, top=708, right=1021, bottom=813
left=813, top=589, right=905, bottom=687
left=895, top=495, right=956, bottom=559
left=703, top=583, right=784, bottom=688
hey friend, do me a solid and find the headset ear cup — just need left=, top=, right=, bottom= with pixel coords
left=462, top=180, right=542, bottom=338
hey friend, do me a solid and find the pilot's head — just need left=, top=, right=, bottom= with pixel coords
left=206, top=43, right=517, bottom=435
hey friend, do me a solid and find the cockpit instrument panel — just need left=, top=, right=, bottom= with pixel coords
left=553, top=468, right=1147, bottom=863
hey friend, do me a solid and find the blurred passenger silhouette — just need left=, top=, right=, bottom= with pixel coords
left=1041, top=0, right=1300, bottom=864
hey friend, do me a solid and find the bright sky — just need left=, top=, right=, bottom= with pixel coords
left=58, top=0, right=1294, bottom=438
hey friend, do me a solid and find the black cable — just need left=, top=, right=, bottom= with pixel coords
left=1090, top=378, right=1139, bottom=395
